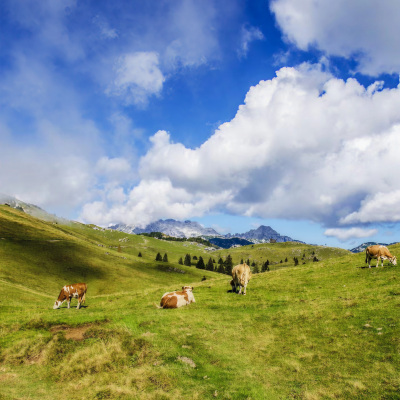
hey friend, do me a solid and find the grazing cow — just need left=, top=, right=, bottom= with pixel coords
left=365, top=245, right=397, bottom=268
left=231, top=263, right=252, bottom=295
left=53, top=283, right=87, bottom=309
left=159, top=286, right=195, bottom=309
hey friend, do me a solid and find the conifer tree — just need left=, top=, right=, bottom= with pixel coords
left=184, top=254, right=191, bottom=266
left=196, top=256, right=205, bottom=269
left=224, top=254, right=233, bottom=275
left=138, top=252, right=142, bottom=257
left=217, top=262, right=225, bottom=274
left=155, top=252, right=162, bottom=261
left=206, top=257, right=214, bottom=271
left=163, top=253, right=168, bottom=262
left=178, top=257, right=183, bottom=265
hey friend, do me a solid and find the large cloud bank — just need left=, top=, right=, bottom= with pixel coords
left=82, top=63, right=400, bottom=228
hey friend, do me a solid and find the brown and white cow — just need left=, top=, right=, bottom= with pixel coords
left=231, top=263, right=252, bottom=295
left=159, top=286, right=195, bottom=309
left=365, top=245, right=397, bottom=268
left=53, top=283, right=87, bottom=309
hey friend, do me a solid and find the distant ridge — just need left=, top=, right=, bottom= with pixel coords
left=0, top=194, right=68, bottom=224
left=350, top=241, right=399, bottom=253
left=208, top=237, right=254, bottom=249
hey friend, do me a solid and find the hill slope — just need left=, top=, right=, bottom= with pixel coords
left=0, top=205, right=399, bottom=400
left=0, top=206, right=220, bottom=297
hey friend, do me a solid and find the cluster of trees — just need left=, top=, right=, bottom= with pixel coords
left=153, top=248, right=320, bottom=274
left=178, top=254, right=234, bottom=274
left=155, top=252, right=168, bottom=262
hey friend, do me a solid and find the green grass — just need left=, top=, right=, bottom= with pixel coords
left=0, top=205, right=399, bottom=399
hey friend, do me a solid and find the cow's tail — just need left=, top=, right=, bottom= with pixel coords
left=365, top=249, right=368, bottom=264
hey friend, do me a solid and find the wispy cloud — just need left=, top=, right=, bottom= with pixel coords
left=238, top=25, right=264, bottom=58
left=108, top=52, right=165, bottom=106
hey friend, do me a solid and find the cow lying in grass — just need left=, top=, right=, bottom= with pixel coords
left=365, top=245, right=397, bottom=268
left=53, top=283, right=87, bottom=309
left=159, top=286, right=195, bottom=309
left=230, top=263, right=252, bottom=295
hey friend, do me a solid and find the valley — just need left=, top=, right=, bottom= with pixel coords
left=0, top=205, right=399, bottom=399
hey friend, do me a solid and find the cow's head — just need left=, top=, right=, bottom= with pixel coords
left=182, top=286, right=193, bottom=292
left=53, top=291, right=67, bottom=309
left=390, top=256, right=397, bottom=265
left=53, top=300, right=63, bottom=309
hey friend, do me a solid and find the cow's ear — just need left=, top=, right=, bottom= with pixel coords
left=182, top=286, right=185, bottom=290
left=191, top=287, right=194, bottom=290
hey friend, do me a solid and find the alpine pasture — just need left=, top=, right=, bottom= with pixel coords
left=0, top=205, right=399, bottom=399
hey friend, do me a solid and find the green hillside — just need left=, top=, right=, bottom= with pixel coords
left=0, top=205, right=399, bottom=399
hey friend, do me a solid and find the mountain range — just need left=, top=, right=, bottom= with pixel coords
left=109, top=218, right=301, bottom=248
left=225, top=225, right=297, bottom=243
left=109, top=219, right=220, bottom=238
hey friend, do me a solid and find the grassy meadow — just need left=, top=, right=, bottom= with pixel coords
left=0, top=205, right=399, bottom=399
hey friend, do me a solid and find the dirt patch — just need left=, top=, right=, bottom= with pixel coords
left=50, top=324, right=94, bottom=341
left=177, top=356, right=196, bottom=368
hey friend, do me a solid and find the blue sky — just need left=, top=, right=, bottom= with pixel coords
left=2, top=0, right=400, bottom=249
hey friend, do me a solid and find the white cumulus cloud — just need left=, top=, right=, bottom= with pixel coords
left=341, top=190, right=400, bottom=224
left=82, top=63, right=400, bottom=228
left=271, top=0, right=400, bottom=75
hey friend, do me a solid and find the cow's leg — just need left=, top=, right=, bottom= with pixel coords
left=238, top=285, right=242, bottom=295
left=242, top=284, right=247, bottom=295
left=67, top=298, right=71, bottom=309
left=77, top=297, right=81, bottom=309
left=376, top=257, right=380, bottom=268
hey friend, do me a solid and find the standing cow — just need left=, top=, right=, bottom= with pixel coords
left=230, top=263, right=252, bottom=295
left=365, top=245, right=397, bottom=268
left=159, top=286, right=196, bottom=309
left=53, top=283, right=87, bottom=309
